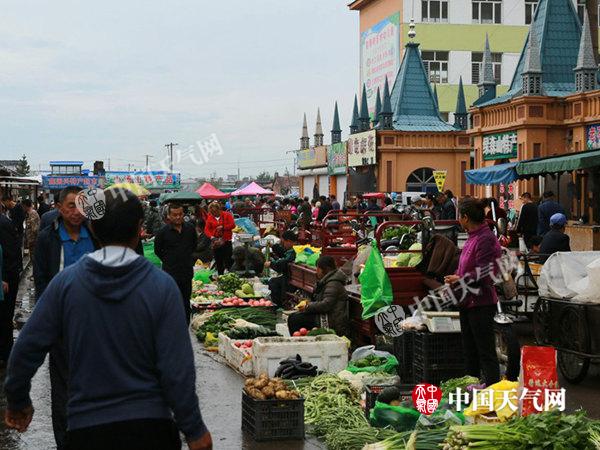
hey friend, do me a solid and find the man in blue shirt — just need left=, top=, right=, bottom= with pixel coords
left=33, top=186, right=97, bottom=450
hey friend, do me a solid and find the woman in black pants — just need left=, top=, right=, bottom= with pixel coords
left=205, top=202, right=235, bottom=274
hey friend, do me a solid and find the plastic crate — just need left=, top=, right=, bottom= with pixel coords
left=364, top=383, right=414, bottom=419
left=412, top=332, right=465, bottom=368
left=413, top=360, right=466, bottom=386
left=241, top=391, right=305, bottom=441
left=393, top=332, right=414, bottom=383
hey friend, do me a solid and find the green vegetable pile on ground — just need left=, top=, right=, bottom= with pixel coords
left=325, top=427, right=398, bottom=450
left=444, top=410, right=599, bottom=450
left=296, top=374, right=366, bottom=438
left=307, top=327, right=336, bottom=336
left=353, top=355, right=388, bottom=368
left=217, top=273, right=243, bottom=293
left=382, top=226, right=416, bottom=250
left=363, top=429, right=448, bottom=450
left=440, top=376, right=480, bottom=400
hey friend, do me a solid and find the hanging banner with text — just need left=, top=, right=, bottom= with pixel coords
left=297, top=146, right=327, bottom=170
left=327, top=142, right=347, bottom=175
left=483, top=131, right=518, bottom=160
left=586, top=124, right=600, bottom=150
left=433, top=170, right=447, bottom=192
left=360, top=13, right=401, bottom=116
left=347, top=130, right=377, bottom=167
left=104, top=171, right=181, bottom=189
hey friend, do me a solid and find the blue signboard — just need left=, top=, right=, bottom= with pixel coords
left=42, top=175, right=103, bottom=189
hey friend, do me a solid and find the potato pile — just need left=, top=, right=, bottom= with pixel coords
left=244, top=373, right=301, bottom=400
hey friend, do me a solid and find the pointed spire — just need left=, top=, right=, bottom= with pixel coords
left=372, top=87, right=382, bottom=127
left=379, top=77, right=393, bottom=130
left=350, top=94, right=359, bottom=135
left=481, top=33, right=495, bottom=85
left=454, top=76, right=468, bottom=130
left=359, top=83, right=370, bottom=131
left=474, top=34, right=497, bottom=105
left=575, top=8, right=598, bottom=92
left=433, top=83, right=439, bottom=111
left=331, top=102, right=342, bottom=144
left=300, top=113, right=310, bottom=149
left=522, top=27, right=543, bottom=96
left=314, top=108, right=324, bottom=146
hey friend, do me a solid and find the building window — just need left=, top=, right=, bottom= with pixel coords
left=577, top=0, right=585, bottom=23
left=472, top=0, right=502, bottom=23
left=525, top=0, right=537, bottom=24
left=472, top=52, right=502, bottom=84
left=422, top=0, right=448, bottom=22
left=421, top=51, right=449, bottom=84
left=406, top=167, right=437, bottom=193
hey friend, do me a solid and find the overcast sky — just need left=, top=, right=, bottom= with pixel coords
left=1, top=0, right=358, bottom=178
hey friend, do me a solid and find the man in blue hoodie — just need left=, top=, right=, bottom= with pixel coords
left=4, top=187, right=212, bottom=450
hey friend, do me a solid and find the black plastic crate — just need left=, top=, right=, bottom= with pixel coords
left=364, top=383, right=414, bottom=419
left=413, top=359, right=466, bottom=386
left=241, top=391, right=305, bottom=441
left=392, top=332, right=414, bottom=383
left=412, top=332, right=465, bottom=368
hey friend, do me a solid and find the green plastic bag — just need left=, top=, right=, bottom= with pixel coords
left=143, top=241, right=162, bottom=268
left=359, top=240, right=393, bottom=319
left=346, top=355, right=399, bottom=374
left=194, top=269, right=214, bottom=283
left=369, top=401, right=421, bottom=431
left=295, top=252, right=309, bottom=264
left=306, top=252, right=320, bottom=267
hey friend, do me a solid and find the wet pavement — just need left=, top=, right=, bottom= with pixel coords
left=1, top=269, right=599, bottom=449
left=0, top=268, right=325, bottom=450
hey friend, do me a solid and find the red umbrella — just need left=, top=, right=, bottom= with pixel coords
left=362, top=192, right=386, bottom=199
left=195, top=182, right=230, bottom=199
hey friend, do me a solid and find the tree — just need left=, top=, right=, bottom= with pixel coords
left=256, top=171, right=272, bottom=182
left=15, top=154, right=30, bottom=176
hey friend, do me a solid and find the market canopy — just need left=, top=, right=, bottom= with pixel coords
left=516, top=149, right=600, bottom=177
left=159, top=191, right=202, bottom=203
left=230, top=181, right=274, bottom=197
left=465, top=162, right=519, bottom=186
left=196, top=182, right=229, bottom=199
left=362, top=192, right=386, bottom=199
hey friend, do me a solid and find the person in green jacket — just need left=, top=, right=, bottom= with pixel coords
left=266, top=231, right=297, bottom=306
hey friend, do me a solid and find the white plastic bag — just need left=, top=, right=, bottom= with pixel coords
left=351, top=345, right=394, bottom=362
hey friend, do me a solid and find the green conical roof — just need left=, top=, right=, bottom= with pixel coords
left=350, top=94, right=359, bottom=128
left=455, top=76, right=467, bottom=114
left=332, top=101, right=341, bottom=133
left=373, top=87, right=382, bottom=125
left=389, top=42, right=455, bottom=131
left=359, top=84, right=369, bottom=121
left=481, top=0, right=582, bottom=106
left=381, top=77, right=392, bottom=114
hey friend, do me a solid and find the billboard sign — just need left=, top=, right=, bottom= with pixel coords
left=327, top=142, right=347, bottom=175
left=483, top=132, right=518, bottom=160
left=42, top=176, right=103, bottom=190
left=297, top=146, right=327, bottom=169
left=360, top=12, right=401, bottom=116
left=586, top=124, right=600, bottom=150
left=104, top=171, right=181, bottom=189
left=347, top=130, right=377, bottom=167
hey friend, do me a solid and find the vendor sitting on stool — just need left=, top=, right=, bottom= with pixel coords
left=266, top=231, right=298, bottom=306
left=288, top=256, right=349, bottom=337
left=539, top=213, right=570, bottom=263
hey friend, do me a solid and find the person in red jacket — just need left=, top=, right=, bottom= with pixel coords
left=204, top=202, right=235, bottom=274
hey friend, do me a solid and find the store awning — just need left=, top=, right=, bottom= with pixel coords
left=465, top=162, right=519, bottom=185
left=516, top=149, right=600, bottom=177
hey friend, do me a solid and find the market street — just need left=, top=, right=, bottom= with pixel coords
left=0, top=267, right=325, bottom=450
left=1, top=268, right=600, bottom=450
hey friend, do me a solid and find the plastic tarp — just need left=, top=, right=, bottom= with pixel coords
left=464, top=162, right=518, bottom=185
left=195, top=182, right=229, bottom=199
left=538, top=252, right=600, bottom=301
left=230, top=181, right=274, bottom=197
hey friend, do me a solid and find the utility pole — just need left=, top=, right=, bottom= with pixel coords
left=164, top=142, right=178, bottom=173
left=143, top=154, right=153, bottom=171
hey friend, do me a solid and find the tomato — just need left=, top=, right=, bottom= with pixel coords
left=245, top=340, right=253, bottom=347
left=299, top=328, right=308, bottom=336
left=234, top=342, right=242, bottom=348
left=292, top=331, right=301, bottom=337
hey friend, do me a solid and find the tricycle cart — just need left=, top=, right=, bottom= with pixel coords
left=533, top=296, right=600, bottom=384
